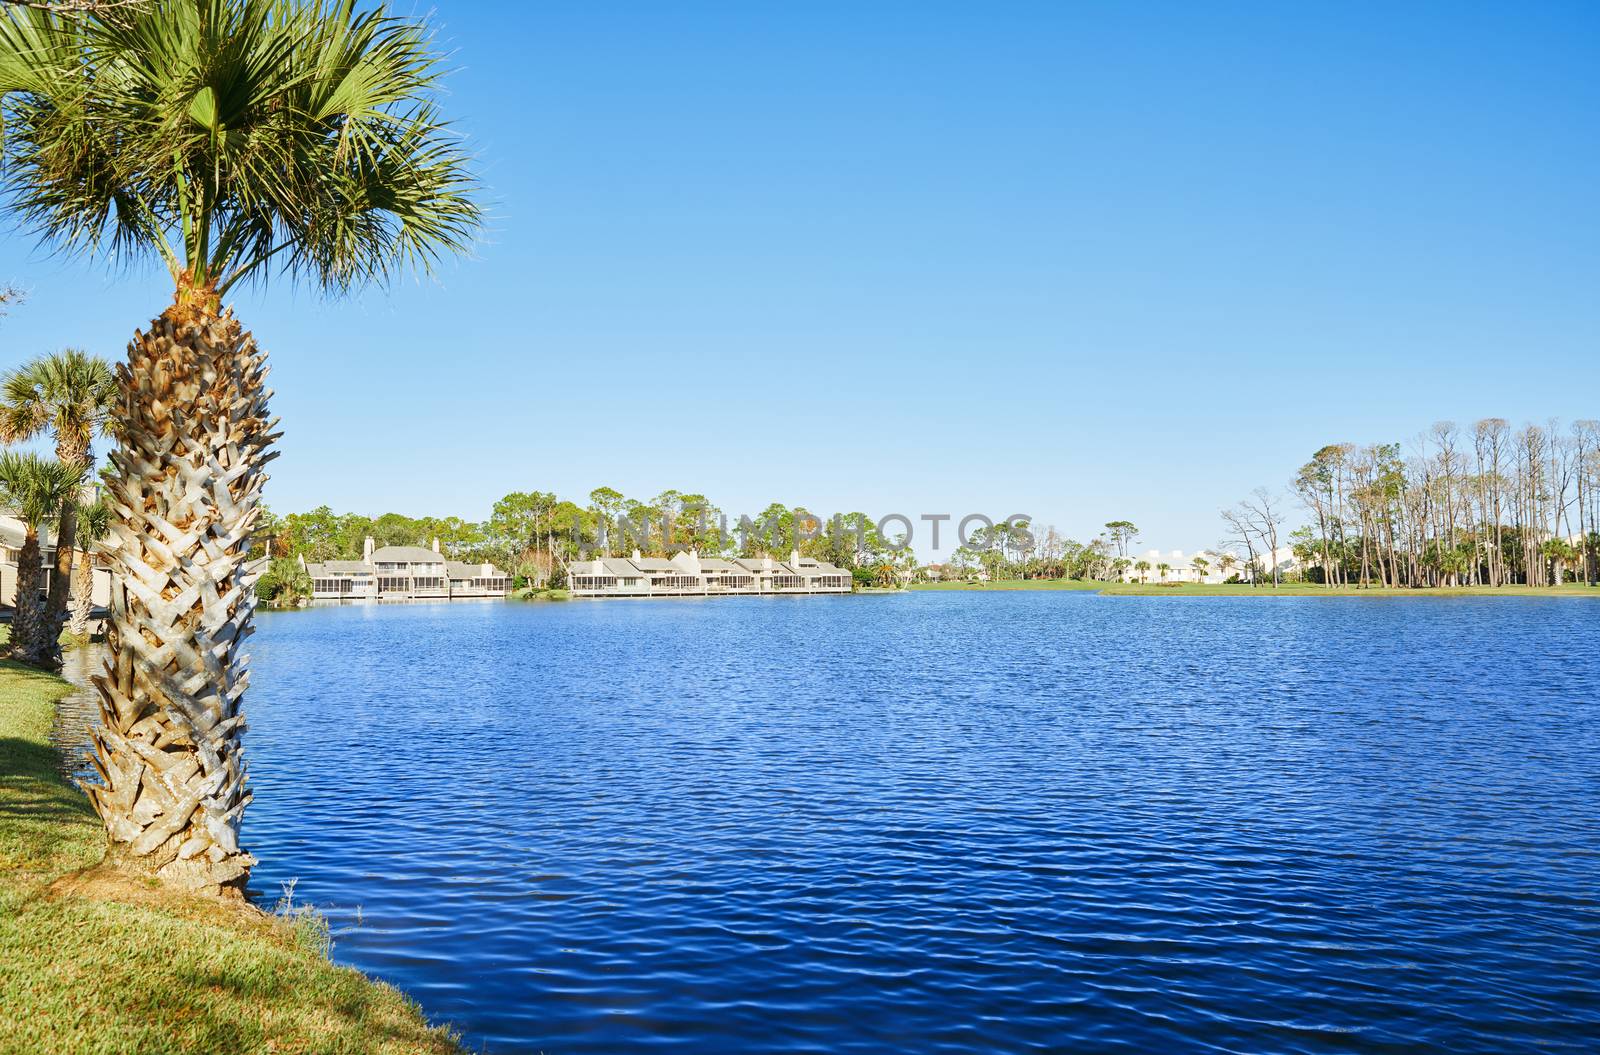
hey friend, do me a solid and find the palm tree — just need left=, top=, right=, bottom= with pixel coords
left=0, top=348, right=116, bottom=666
left=0, top=452, right=84, bottom=667
left=68, top=497, right=111, bottom=638
left=0, top=1, right=479, bottom=894
left=1217, top=552, right=1239, bottom=581
left=1191, top=556, right=1210, bottom=582
left=1134, top=559, right=1151, bottom=584
left=1156, top=562, right=1171, bottom=582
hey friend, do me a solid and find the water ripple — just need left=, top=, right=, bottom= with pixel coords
left=53, top=593, right=1600, bottom=1054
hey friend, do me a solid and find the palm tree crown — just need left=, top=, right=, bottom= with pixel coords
left=0, top=348, right=117, bottom=462
left=0, top=0, right=480, bottom=301
left=0, top=450, right=84, bottom=529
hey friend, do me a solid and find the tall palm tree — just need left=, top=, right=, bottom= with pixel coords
left=1191, top=556, right=1210, bottom=582
left=68, top=496, right=111, bottom=638
left=0, top=0, right=479, bottom=894
left=0, top=348, right=116, bottom=667
left=0, top=451, right=84, bottom=667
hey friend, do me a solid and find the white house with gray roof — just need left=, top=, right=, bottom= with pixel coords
left=567, top=549, right=851, bottom=598
left=304, top=536, right=509, bottom=601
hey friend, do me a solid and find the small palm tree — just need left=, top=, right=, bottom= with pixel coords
left=0, top=348, right=116, bottom=665
left=1217, top=552, right=1238, bottom=580
left=68, top=497, right=111, bottom=638
left=1157, top=562, right=1171, bottom=582
left=0, top=0, right=479, bottom=893
left=1191, top=556, right=1210, bottom=582
left=1134, top=559, right=1151, bottom=583
left=0, top=452, right=84, bottom=667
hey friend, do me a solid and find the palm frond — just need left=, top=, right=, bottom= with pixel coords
left=0, top=0, right=481, bottom=295
left=0, top=449, right=85, bottom=528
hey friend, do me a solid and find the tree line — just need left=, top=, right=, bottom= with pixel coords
left=1226, top=418, right=1600, bottom=588
left=263, top=490, right=919, bottom=588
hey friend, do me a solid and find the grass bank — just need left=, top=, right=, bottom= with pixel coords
left=0, top=661, right=462, bottom=1055
left=513, top=586, right=570, bottom=601
left=911, top=578, right=1600, bottom=597
left=1098, top=582, right=1600, bottom=597
left=909, top=579, right=1105, bottom=592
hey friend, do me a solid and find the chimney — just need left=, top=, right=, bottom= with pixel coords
left=790, top=548, right=801, bottom=566
left=297, top=553, right=306, bottom=570
left=632, top=549, right=642, bottom=561
left=431, top=537, right=441, bottom=554
left=362, top=536, right=375, bottom=563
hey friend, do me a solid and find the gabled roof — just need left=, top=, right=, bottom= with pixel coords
left=370, top=545, right=444, bottom=564
left=446, top=561, right=506, bottom=579
left=630, top=557, right=685, bottom=573
left=307, top=560, right=371, bottom=576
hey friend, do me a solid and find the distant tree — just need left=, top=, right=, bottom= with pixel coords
left=67, top=496, right=110, bottom=637
left=0, top=452, right=83, bottom=666
left=1134, top=559, right=1151, bottom=584
left=0, top=348, right=115, bottom=664
left=1104, top=520, right=1139, bottom=559
left=589, top=486, right=624, bottom=555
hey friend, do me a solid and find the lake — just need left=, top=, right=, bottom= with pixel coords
left=53, top=592, right=1600, bottom=1053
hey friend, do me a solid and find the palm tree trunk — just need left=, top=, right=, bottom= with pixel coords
left=10, top=533, right=46, bottom=665
left=68, top=549, right=96, bottom=638
left=86, top=301, right=277, bottom=896
left=41, top=437, right=91, bottom=666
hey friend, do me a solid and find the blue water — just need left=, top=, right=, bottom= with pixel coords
left=63, top=593, right=1600, bottom=1052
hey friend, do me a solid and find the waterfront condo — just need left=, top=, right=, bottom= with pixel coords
left=303, top=537, right=510, bottom=601
left=568, top=549, right=852, bottom=598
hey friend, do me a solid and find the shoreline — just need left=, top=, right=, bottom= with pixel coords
left=910, top=580, right=1600, bottom=598
left=0, top=659, right=462, bottom=1055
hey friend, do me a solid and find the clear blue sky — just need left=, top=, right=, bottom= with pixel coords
left=1, top=1, right=1595, bottom=556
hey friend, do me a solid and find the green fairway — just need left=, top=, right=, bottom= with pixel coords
left=909, top=579, right=1106, bottom=591
left=910, top=579, right=1600, bottom=598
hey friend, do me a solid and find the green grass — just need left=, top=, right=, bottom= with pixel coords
left=513, top=586, right=570, bottom=601
left=1098, top=582, right=1600, bottom=597
left=0, top=660, right=463, bottom=1055
left=909, top=578, right=1600, bottom=597
left=909, top=578, right=1106, bottom=591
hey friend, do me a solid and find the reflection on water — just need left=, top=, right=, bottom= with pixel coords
left=50, top=641, right=104, bottom=782
left=48, top=595, right=1600, bottom=1055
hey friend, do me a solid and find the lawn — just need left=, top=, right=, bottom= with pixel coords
left=0, top=659, right=462, bottom=1055
left=910, top=578, right=1600, bottom=597
left=909, top=579, right=1106, bottom=591
left=1098, top=582, right=1600, bottom=597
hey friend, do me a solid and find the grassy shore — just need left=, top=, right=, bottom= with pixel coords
left=0, top=660, right=461, bottom=1055
left=909, top=579, right=1105, bottom=592
left=513, top=586, right=570, bottom=601
left=913, top=578, right=1600, bottom=597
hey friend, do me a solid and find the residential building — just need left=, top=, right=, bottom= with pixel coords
left=0, top=514, right=113, bottom=613
left=567, top=549, right=851, bottom=598
left=304, top=537, right=509, bottom=601
left=1115, top=547, right=1300, bottom=584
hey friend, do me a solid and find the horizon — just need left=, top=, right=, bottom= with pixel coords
left=1, top=1, right=1595, bottom=558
